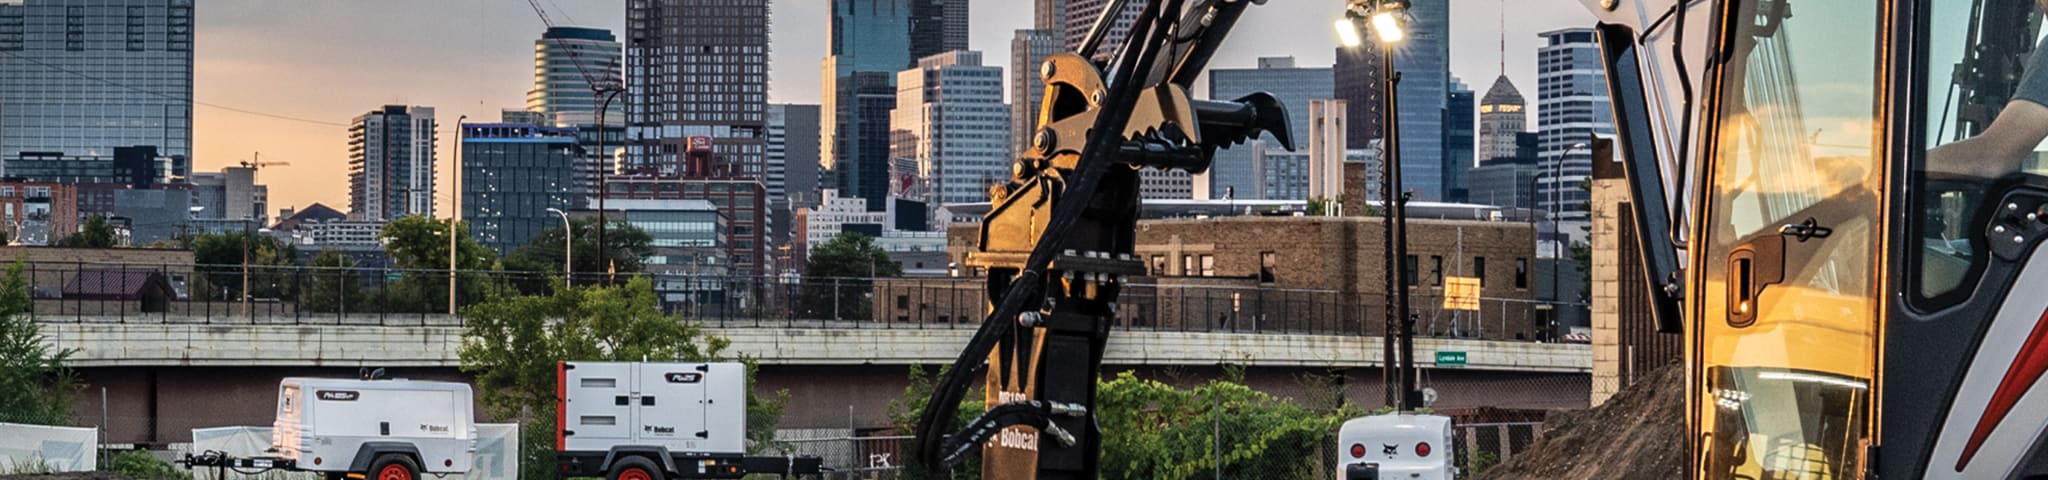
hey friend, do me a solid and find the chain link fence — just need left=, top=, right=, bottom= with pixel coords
left=18, top=261, right=1589, bottom=345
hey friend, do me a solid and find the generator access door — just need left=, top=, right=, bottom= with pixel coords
left=563, top=362, right=636, bottom=448
left=635, top=363, right=709, bottom=448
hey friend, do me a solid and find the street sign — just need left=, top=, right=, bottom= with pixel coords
left=1442, top=276, right=1482, bottom=310
left=1435, top=351, right=1468, bottom=367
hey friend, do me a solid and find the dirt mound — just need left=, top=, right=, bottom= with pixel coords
left=1477, top=363, right=1686, bottom=480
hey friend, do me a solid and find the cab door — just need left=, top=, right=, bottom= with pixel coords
left=1689, top=0, right=1890, bottom=477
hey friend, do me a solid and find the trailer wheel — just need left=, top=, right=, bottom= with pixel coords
left=608, top=456, right=662, bottom=480
left=369, top=454, right=419, bottom=480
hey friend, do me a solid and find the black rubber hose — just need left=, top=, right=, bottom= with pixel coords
left=911, top=0, right=1175, bottom=473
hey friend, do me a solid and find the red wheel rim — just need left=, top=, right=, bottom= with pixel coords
left=379, top=464, right=411, bottom=480
left=619, top=467, right=652, bottom=480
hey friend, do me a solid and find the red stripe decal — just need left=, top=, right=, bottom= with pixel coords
left=1958, top=307, right=2048, bottom=471
left=556, top=362, right=567, bottom=451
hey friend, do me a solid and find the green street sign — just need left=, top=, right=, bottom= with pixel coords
left=1435, top=351, right=1468, bottom=367
left=385, top=271, right=403, bottom=283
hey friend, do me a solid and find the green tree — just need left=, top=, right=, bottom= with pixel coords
left=302, top=249, right=359, bottom=313
left=458, top=277, right=787, bottom=480
left=0, top=260, right=78, bottom=425
left=54, top=215, right=116, bottom=248
left=188, top=230, right=299, bottom=301
left=502, top=217, right=654, bottom=288
left=888, top=365, right=984, bottom=480
left=894, top=367, right=1362, bottom=480
left=800, top=232, right=901, bottom=320
left=379, top=215, right=501, bottom=313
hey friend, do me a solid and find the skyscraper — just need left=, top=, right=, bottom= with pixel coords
left=1477, top=75, right=1527, bottom=164
left=1010, top=29, right=1060, bottom=157
left=624, top=0, right=768, bottom=178
left=1391, top=0, right=1450, bottom=200
left=1444, top=78, right=1475, bottom=203
left=460, top=122, right=580, bottom=254
left=348, top=106, right=436, bottom=222
left=1307, top=99, right=1346, bottom=201
left=823, top=0, right=912, bottom=212
left=909, top=0, right=967, bottom=60
left=0, top=0, right=193, bottom=169
left=526, top=26, right=621, bottom=125
left=1333, top=43, right=1386, bottom=151
left=768, top=103, right=821, bottom=245
left=1536, top=28, right=1614, bottom=228
left=1059, top=0, right=1143, bottom=57
left=892, top=51, right=1007, bottom=228
left=1202, top=57, right=1333, bottom=200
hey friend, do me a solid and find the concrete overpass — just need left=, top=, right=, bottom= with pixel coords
left=40, top=316, right=1591, bottom=445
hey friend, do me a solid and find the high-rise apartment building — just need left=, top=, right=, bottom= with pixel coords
left=0, top=0, right=193, bottom=172
left=460, top=123, right=580, bottom=254
left=1201, top=57, right=1333, bottom=200
left=1009, top=29, right=1059, bottom=158
left=348, top=105, right=436, bottom=222
left=527, top=26, right=621, bottom=125
left=1535, top=28, right=1614, bottom=227
left=1445, top=78, right=1475, bottom=202
left=891, top=51, right=1007, bottom=228
left=624, top=0, right=768, bottom=178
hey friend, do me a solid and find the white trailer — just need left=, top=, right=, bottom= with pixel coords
left=183, top=377, right=478, bottom=480
left=1335, top=413, right=1457, bottom=480
left=555, top=361, right=819, bottom=479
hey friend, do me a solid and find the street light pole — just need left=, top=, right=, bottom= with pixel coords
left=450, top=115, right=467, bottom=315
left=1344, top=0, right=1417, bottom=411
left=1549, top=142, right=1589, bottom=336
left=594, top=88, right=624, bottom=285
left=547, top=207, right=572, bottom=282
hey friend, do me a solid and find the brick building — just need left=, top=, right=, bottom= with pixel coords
left=890, top=215, right=1541, bottom=339
left=0, top=181, right=78, bottom=245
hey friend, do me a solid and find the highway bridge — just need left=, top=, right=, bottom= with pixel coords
left=40, top=315, right=1590, bottom=446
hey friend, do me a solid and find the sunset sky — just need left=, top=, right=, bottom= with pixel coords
left=188, top=0, right=1594, bottom=215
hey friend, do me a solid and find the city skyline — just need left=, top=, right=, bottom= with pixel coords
left=178, top=0, right=1590, bottom=214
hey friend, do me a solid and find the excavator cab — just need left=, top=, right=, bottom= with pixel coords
left=1587, top=0, right=2048, bottom=477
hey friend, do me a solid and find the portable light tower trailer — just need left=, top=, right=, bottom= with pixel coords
left=555, top=361, right=821, bottom=479
left=181, top=377, right=478, bottom=480
left=1335, top=413, right=1457, bottom=480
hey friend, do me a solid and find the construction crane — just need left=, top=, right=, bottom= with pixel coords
left=1586, top=0, right=2048, bottom=477
left=239, top=152, right=289, bottom=172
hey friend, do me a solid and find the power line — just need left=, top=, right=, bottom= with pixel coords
left=0, top=50, right=346, bottom=127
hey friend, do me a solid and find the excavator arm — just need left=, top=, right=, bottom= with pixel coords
left=911, top=0, right=1293, bottom=477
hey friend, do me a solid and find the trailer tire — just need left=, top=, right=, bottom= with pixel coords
left=607, top=456, right=663, bottom=480
left=369, top=454, right=419, bottom=480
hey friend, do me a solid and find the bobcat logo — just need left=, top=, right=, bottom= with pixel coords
left=1382, top=444, right=1399, bottom=455
left=664, top=373, right=702, bottom=383
left=644, top=425, right=675, bottom=435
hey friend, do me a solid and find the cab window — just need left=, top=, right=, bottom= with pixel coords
left=1912, top=1, right=2047, bottom=307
